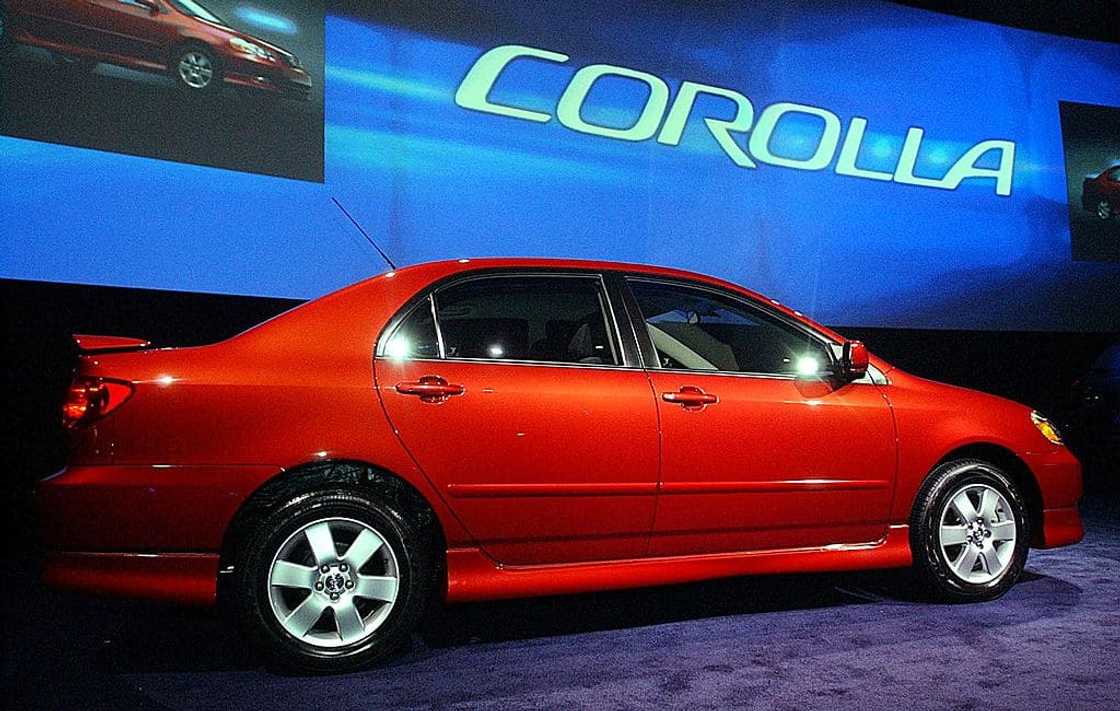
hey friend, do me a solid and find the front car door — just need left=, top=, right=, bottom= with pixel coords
left=85, top=0, right=169, bottom=65
left=624, top=277, right=897, bottom=557
left=375, top=271, right=660, bottom=566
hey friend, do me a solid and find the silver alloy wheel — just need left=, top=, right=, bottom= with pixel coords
left=938, top=482, right=1017, bottom=585
left=1098, top=200, right=1112, bottom=220
left=268, top=517, right=400, bottom=649
left=177, top=51, right=213, bottom=89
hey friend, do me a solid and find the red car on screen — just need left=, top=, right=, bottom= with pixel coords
left=0, top=0, right=311, bottom=98
left=40, top=258, right=1083, bottom=672
left=1083, top=165, right=1120, bottom=221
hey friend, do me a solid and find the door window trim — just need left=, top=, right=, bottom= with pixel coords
left=376, top=270, right=638, bottom=370
left=623, top=275, right=840, bottom=379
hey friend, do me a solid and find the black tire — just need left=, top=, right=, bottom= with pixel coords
left=170, top=44, right=220, bottom=95
left=231, top=488, right=433, bottom=673
left=910, top=459, right=1030, bottom=602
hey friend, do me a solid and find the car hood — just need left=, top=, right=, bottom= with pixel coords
left=195, top=17, right=300, bottom=63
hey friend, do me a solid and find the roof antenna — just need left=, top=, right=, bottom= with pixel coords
left=331, top=196, right=398, bottom=271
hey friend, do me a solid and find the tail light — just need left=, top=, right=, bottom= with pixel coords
left=62, top=377, right=134, bottom=428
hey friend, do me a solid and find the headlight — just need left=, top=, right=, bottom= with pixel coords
left=1030, top=410, right=1063, bottom=446
left=230, top=37, right=272, bottom=60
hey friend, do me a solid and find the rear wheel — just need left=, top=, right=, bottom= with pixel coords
left=232, top=489, right=432, bottom=672
left=910, top=459, right=1029, bottom=602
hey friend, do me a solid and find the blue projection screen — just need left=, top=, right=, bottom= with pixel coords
left=1, top=0, right=1118, bottom=331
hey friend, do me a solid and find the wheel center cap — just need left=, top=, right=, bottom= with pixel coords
left=968, top=520, right=990, bottom=545
left=323, top=571, right=347, bottom=595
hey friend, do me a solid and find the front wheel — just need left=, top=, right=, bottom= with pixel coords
left=1096, top=199, right=1114, bottom=221
left=171, top=45, right=219, bottom=94
left=231, top=489, right=432, bottom=673
left=910, top=459, right=1029, bottom=602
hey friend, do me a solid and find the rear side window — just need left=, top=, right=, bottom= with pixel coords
left=434, top=275, right=619, bottom=365
left=628, top=279, right=832, bottom=376
left=383, top=297, right=440, bottom=360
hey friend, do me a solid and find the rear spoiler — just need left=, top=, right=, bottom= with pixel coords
left=73, top=334, right=152, bottom=354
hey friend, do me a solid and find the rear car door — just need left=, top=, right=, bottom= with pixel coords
left=374, top=272, right=660, bottom=566
left=624, top=277, right=897, bottom=557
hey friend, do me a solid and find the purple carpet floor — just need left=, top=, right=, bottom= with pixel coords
left=7, top=497, right=1119, bottom=710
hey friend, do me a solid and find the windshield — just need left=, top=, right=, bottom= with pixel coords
left=169, top=0, right=223, bottom=24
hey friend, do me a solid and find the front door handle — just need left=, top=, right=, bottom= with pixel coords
left=662, top=385, right=718, bottom=410
left=395, top=375, right=464, bottom=403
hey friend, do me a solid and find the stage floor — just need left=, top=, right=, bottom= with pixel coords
left=8, top=496, right=1118, bottom=710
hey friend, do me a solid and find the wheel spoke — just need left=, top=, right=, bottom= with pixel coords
left=270, top=560, right=316, bottom=589
left=954, top=545, right=980, bottom=578
left=305, top=521, right=337, bottom=565
left=334, top=598, right=366, bottom=643
left=950, top=490, right=979, bottom=521
left=978, top=488, right=1000, bottom=520
left=342, top=529, right=383, bottom=570
left=354, top=574, right=398, bottom=602
left=940, top=524, right=969, bottom=546
left=283, top=594, right=328, bottom=637
left=990, top=520, right=1015, bottom=542
left=980, top=547, right=1003, bottom=575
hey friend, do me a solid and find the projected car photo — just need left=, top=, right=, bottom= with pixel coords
left=1083, top=166, right=1120, bottom=221
left=39, top=258, right=1083, bottom=672
left=0, top=0, right=310, bottom=99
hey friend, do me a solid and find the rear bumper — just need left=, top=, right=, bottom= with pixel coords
left=38, top=463, right=280, bottom=551
left=42, top=552, right=219, bottom=606
left=37, top=463, right=280, bottom=602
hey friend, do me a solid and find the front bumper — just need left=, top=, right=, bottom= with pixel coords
left=1024, top=445, right=1084, bottom=548
left=223, top=54, right=312, bottom=100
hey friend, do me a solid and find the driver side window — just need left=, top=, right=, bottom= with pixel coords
left=628, top=279, right=833, bottom=376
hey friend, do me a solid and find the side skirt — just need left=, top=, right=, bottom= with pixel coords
left=446, top=525, right=912, bottom=603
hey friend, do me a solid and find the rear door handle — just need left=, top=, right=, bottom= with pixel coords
left=395, top=375, right=464, bottom=403
left=662, top=385, right=717, bottom=410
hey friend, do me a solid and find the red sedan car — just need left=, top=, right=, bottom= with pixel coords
left=1083, top=165, right=1120, bottom=221
left=40, top=258, right=1082, bottom=671
left=0, top=0, right=311, bottom=99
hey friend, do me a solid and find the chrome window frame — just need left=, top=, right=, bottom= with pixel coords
left=376, top=270, right=633, bottom=370
left=624, top=275, right=843, bottom=380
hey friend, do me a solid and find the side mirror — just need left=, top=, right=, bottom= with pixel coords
left=137, top=0, right=159, bottom=14
left=841, top=340, right=869, bottom=380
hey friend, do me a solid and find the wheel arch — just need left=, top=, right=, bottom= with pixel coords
left=168, top=37, right=222, bottom=74
left=931, top=443, right=1044, bottom=546
left=217, top=459, right=448, bottom=599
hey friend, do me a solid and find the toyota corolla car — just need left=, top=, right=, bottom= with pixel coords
left=0, top=0, right=311, bottom=99
left=1083, top=165, right=1120, bottom=221
left=39, top=258, right=1082, bottom=672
